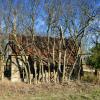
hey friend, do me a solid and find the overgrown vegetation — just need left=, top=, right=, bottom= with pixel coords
left=0, top=81, right=100, bottom=100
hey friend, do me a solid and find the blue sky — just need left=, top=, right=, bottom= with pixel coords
left=34, top=0, right=100, bottom=34
left=0, top=0, right=100, bottom=34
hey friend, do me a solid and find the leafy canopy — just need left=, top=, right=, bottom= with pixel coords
left=87, top=43, right=100, bottom=69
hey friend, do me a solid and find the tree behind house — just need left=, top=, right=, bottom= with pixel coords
left=87, top=43, right=100, bottom=76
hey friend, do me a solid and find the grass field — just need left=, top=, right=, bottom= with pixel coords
left=0, top=81, right=100, bottom=100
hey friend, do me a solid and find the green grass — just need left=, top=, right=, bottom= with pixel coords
left=0, top=81, right=100, bottom=100
left=1, top=89, right=100, bottom=100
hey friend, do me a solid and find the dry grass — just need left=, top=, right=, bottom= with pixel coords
left=0, top=81, right=100, bottom=100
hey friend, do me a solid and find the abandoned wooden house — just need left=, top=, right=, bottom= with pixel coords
left=0, top=33, right=83, bottom=83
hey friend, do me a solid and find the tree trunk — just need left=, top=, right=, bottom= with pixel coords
left=62, top=49, right=66, bottom=82
left=53, top=37, right=56, bottom=83
left=94, top=69, right=97, bottom=76
left=47, top=33, right=50, bottom=82
left=41, top=60, right=44, bottom=82
left=34, top=60, right=37, bottom=84
left=68, top=47, right=80, bottom=80
left=58, top=40, right=62, bottom=83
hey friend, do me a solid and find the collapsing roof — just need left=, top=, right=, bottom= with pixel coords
left=6, top=34, right=77, bottom=65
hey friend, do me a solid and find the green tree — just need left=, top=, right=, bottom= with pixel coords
left=87, top=43, right=100, bottom=75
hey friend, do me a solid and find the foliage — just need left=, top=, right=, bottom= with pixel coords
left=87, top=43, right=100, bottom=69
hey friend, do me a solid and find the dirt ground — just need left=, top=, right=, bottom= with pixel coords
left=0, top=81, right=100, bottom=100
